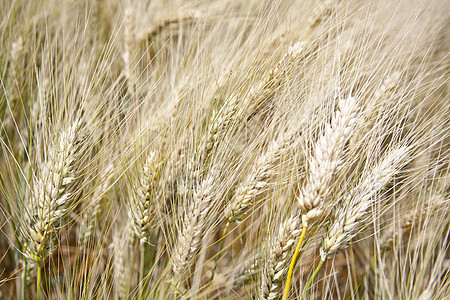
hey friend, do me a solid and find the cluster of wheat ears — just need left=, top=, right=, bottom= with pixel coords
left=0, top=0, right=449, bottom=299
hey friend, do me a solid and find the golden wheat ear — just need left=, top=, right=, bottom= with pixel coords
left=24, top=118, right=85, bottom=266
left=172, top=177, right=215, bottom=293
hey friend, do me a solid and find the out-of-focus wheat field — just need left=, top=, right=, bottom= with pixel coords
left=0, top=0, right=449, bottom=299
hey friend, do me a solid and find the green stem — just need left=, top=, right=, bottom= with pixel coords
left=282, top=224, right=307, bottom=300
left=22, top=261, right=27, bottom=300
left=139, top=242, right=145, bottom=300
left=301, top=258, right=325, bottom=300
left=37, top=265, right=41, bottom=300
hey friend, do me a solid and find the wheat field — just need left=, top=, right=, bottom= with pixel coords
left=0, top=0, right=449, bottom=299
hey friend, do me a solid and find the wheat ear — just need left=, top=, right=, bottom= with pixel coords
left=7, top=35, right=25, bottom=103
left=128, top=150, right=162, bottom=245
left=225, top=134, right=294, bottom=224
left=348, top=194, right=449, bottom=296
left=380, top=195, right=448, bottom=251
left=247, top=42, right=304, bottom=113
left=260, top=216, right=302, bottom=300
left=321, top=146, right=409, bottom=256
left=113, top=222, right=134, bottom=299
left=2, top=35, right=25, bottom=145
left=24, top=118, right=84, bottom=265
left=126, top=151, right=162, bottom=300
left=22, top=118, right=84, bottom=300
left=214, top=133, right=295, bottom=287
left=298, top=95, right=359, bottom=226
left=229, top=254, right=260, bottom=293
left=249, top=0, right=337, bottom=112
left=172, top=177, right=215, bottom=293
left=144, top=10, right=198, bottom=40
left=191, top=96, right=239, bottom=181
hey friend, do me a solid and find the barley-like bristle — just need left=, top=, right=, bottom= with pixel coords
left=380, top=195, right=447, bottom=251
left=78, top=164, right=115, bottom=247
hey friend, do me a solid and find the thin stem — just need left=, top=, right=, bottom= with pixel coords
left=22, top=261, right=27, bottom=300
left=210, top=223, right=229, bottom=283
left=282, top=223, right=307, bottom=300
left=301, top=258, right=325, bottom=300
left=139, top=242, right=145, bottom=300
left=37, top=264, right=41, bottom=300
left=174, top=281, right=180, bottom=300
